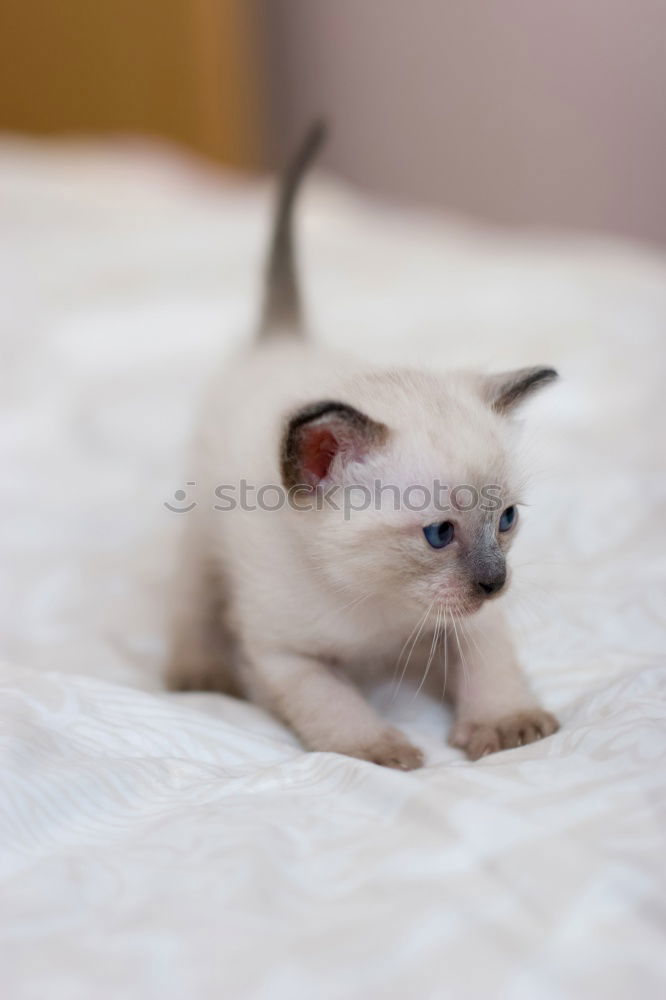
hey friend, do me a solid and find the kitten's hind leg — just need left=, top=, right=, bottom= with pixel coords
left=165, top=531, right=240, bottom=697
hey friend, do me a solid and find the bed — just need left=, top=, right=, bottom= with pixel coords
left=1, top=138, right=665, bottom=999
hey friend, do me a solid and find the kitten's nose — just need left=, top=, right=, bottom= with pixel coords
left=477, top=570, right=506, bottom=597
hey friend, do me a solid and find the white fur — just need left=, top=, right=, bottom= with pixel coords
left=167, top=337, right=558, bottom=766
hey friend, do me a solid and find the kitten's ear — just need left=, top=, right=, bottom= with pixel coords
left=484, top=366, right=558, bottom=415
left=281, top=400, right=388, bottom=490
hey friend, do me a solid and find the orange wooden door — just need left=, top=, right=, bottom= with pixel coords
left=0, top=0, right=264, bottom=169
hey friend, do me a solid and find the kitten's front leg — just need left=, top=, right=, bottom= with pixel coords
left=242, top=646, right=424, bottom=770
left=448, top=604, right=558, bottom=760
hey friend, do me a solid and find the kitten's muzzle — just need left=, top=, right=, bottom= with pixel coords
left=466, top=541, right=507, bottom=599
left=476, top=568, right=506, bottom=597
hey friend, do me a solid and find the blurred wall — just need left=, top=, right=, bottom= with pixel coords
left=263, top=0, right=666, bottom=245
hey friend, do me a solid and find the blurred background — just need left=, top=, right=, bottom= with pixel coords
left=1, top=0, right=664, bottom=244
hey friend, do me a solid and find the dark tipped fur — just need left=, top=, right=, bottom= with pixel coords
left=259, top=120, right=327, bottom=338
left=489, top=367, right=558, bottom=414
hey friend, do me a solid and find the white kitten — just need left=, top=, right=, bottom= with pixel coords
left=166, top=123, right=559, bottom=767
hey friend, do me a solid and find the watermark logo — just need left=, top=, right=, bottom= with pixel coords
left=164, top=481, right=198, bottom=513
left=164, top=480, right=503, bottom=518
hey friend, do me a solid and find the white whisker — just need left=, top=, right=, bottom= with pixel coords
left=449, top=608, right=470, bottom=696
left=391, top=599, right=435, bottom=704
left=413, top=604, right=442, bottom=700
left=442, top=614, right=449, bottom=700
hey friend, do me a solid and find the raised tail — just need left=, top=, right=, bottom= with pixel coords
left=258, top=119, right=327, bottom=339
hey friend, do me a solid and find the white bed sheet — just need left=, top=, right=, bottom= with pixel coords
left=1, top=138, right=665, bottom=1000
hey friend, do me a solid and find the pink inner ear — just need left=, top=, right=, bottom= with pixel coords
left=300, top=426, right=340, bottom=483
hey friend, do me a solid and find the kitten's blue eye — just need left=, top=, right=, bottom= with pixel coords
left=423, top=521, right=455, bottom=549
left=499, top=505, right=517, bottom=532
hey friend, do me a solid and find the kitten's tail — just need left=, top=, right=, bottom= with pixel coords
left=258, top=119, right=327, bottom=340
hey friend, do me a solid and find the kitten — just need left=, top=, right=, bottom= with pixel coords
left=166, top=122, right=559, bottom=767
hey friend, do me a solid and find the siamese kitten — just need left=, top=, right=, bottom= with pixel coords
left=167, top=122, right=559, bottom=767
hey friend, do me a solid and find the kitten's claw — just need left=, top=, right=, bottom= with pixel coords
left=339, top=728, right=424, bottom=770
left=451, top=710, right=559, bottom=761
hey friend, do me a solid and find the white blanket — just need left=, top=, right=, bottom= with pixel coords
left=1, top=138, right=665, bottom=1000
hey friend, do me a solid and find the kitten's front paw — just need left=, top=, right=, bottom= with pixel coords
left=451, top=710, right=559, bottom=761
left=344, top=728, right=424, bottom=770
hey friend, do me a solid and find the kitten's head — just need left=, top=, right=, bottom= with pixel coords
left=280, top=366, right=557, bottom=618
